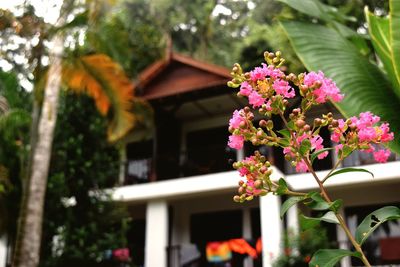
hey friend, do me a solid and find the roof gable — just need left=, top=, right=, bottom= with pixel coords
left=137, top=53, right=231, bottom=100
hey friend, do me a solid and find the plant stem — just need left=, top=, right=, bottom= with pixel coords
left=321, top=158, right=343, bottom=184
left=278, top=109, right=371, bottom=266
left=304, top=159, right=372, bottom=267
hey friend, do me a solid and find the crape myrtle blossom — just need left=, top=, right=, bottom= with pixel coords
left=227, top=51, right=395, bottom=202
left=227, top=51, right=397, bottom=267
left=331, top=111, right=394, bottom=163
left=303, top=71, right=344, bottom=103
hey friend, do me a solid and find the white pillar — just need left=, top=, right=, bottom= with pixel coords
left=171, top=204, right=190, bottom=245
left=260, top=194, right=283, bottom=267
left=0, top=235, right=7, bottom=267
left=337, top=213, right=352, bottom=267
left=242, top=208, right=253, bottom=267
left=145, top=200, right=168, bottom=267
left=286, top=202, right=299, bottom=235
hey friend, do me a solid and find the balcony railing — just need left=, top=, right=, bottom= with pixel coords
left=121, top=147, right=400, bottom=186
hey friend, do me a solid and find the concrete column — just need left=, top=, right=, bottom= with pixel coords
left=0, top=235, right=7, bottom=267
left=286, top=202, right=299, bottom=235
left=145, top=200, right=168, bottom=267
left=260, top=194, right=283, bottom=267
left=242, top=208, right=253, bottom=267
left=171, top=203, right=190, bottom=245
left=337, top=212, right=352, bottom=267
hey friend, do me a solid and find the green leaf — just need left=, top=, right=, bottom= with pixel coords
left=355, top=206, right=400, bottom=245
left=306, top=192, right=330, bottom=210
left=310, top=249, right=360, bottom=267
left=300, top=211, right=339, bottom=230
left=390, top=0, right=400, bottom=94
left=299, top=139, right=311, bottom=156
left=275, top=178, right=288, bottom=195
left=330, top=199, right=343, bottom=213
left=277, top=0, right=353, bottom=23
left=311, top=148, right=333, bottom=163
left=278, top=129, right=290, bottom=138
left=280, top=196, right=305, bottom=218
left=365, top=8, right=400, bottom=93
left=327, top=167, right=374, bottom=179
left=280, top=20, right=400, bottom=154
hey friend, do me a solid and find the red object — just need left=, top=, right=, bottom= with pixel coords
left=228, top=239, right=258, bottom=259
left=113, top=248, right=130, bottom=262
left=380, top=237, right=400, bottom=261
left=256, top=238, right=262, bottom=254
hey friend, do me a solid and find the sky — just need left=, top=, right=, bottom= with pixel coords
left=0, top=0, right=62, bottom=24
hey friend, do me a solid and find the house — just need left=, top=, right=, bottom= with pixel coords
left=112, top=52, right=400, bottom=267
left=2, top=51, right=398, bottom=267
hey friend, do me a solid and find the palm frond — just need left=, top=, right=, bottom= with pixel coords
left=62, top=54, right=135, bottom=142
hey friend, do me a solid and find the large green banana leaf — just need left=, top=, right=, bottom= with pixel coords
left=281, top=21, right=400, bottom=153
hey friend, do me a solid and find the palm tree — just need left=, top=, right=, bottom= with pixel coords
left=11, top=1, right=138, bottom=266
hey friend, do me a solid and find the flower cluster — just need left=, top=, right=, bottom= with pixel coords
left=302, top=71, right=344, bottom=103
left=232, top=152, right=272, bottom=203
left=331, top=112, right=394, bottom=163
left=227, top=51, right=395, bottom=199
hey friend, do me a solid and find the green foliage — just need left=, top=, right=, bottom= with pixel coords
left=87, top=1, right=164, bottom=77
left=280, top=0, right=400, bottom=154
left=273, top=224, right=331, bottom=267
left=0, top=71, right=31, bottom=236
left=40, top=93, right=130, bottom=267
left=355, top=206, right=400, bottom=245
left=309, top=249, right=360, bottom=267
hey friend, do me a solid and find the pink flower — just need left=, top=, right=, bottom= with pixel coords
left=238, top=167, right=249, bottom=176
left=379, top=123, right=394, bottom=142
left=263, top=64, right=284, bottom=79
left=229, top=110, right=245, bottom=129
left=373, top=149, right=391, bottom=163
left=265, top=100, right=273, bottom=111
left=304, top=71, right=343, bottom=103
left=250, top=66, right=267, bottom=81
left=273, top=79, right=295, bottom=98
left=352, top=112, right=380, bottom=129
left=228, top=134, right=244, bottom=150
left=295, top=160, right=309, bottom=173
left=311, top=135, right=328, bottom=159
left=335, top=144, right=343, bottom=153
left=239, top=81, right=253, bottom=96
left=331, top=119, right=346, bottom=143
left=246, top=179, right=262, bottom=196
left=248, top=91, right=265, bottom=108
left=296, top=133, right=308, bottom=144
left=358, top=127, right=378, bottom=142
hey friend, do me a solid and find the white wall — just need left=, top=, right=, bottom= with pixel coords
left=0, top=235, right=7, bottom=267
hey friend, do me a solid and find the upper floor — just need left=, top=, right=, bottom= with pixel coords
left=118, top=52, right=399, bottom=187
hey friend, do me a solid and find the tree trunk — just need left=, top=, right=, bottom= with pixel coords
left=12, top=32, right=64, bottom=267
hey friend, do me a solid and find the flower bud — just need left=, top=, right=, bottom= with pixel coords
left=254, top=180, right=263, bottom=189
left=244, top=106, right=251, bottom=113
left=313, top=81, right=322, bottom=88
left=303, top=124, right=311, bottom=132
left=233, top=195, right=241, bottom=202
left=238, top=187, right=245, bottom=194
left=259, top=120, right=267, bottom=128
left=331, top=119, right=339, bottom=127
left=314, top=118, right=322, bottom=126
left=296, top=119, right=305, bottom=128
left=246, top=195, right=254, bottom=201
left=239, top=121, right=246, bottom=129
left=238, top=180, right=244, bottom=186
